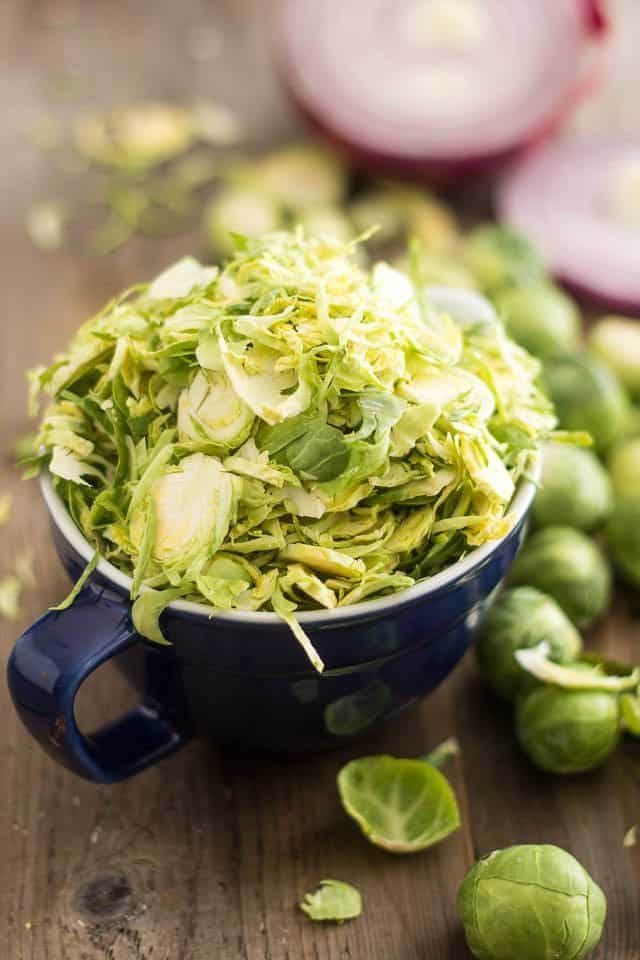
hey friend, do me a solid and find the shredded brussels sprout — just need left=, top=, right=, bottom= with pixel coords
left=30, top=231, right=554, bottom=668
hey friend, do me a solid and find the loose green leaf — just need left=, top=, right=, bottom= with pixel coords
left=285, top=422, right=349, bottom=482
left=131, top=586, right=187, bottom=645
left=337, top=755, right=460, bottom=853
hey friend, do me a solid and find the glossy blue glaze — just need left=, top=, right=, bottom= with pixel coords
left=7, top=482, right=532, bottom=782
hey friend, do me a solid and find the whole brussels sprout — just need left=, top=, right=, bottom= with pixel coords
left=476, top=586, right=582, bottom=701
left=608, top=437, right=640, bottom=498
left=532, top=443, right=612, bottom=531
left=496, top=283, right=581, bottom=358
left=412, top=251, right=475, bottom=289
left=464, top=224, right=544, bottom=296
left=515, top=686, right=620, bottom=774
left=543, top=353, right=629, bottom=453
left=300, top=207, right=354, bottom=244
left=510, top=526, right=611, bottom=629
left=606, top=495, right=640, bottom=588
left=457, top=844, right=606, bottom=960
left=588, top=315, right=640, bottom=400
left=204, top=185, right=281, bottom=255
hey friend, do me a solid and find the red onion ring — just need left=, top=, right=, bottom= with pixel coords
left=276, top=0, right=608, bottom=182
left=497, top=135, right=640, bottom=314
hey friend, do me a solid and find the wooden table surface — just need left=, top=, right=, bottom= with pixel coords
left=1, top=2, right=639, bottom=957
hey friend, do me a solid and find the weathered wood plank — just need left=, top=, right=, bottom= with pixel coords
left=1, top=1, right=639, bottom=958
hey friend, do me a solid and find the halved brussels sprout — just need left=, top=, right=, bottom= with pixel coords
left=177, top=370, right=254, bottom=449
left=532, top=443, right=612, bottom=531
left=130, top=452, right=235, bottom=578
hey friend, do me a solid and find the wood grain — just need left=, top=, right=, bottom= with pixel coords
left=1, top=1, right=639, bottom=958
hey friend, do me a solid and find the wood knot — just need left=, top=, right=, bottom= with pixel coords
left=72, top=866, right=134, bottom=923
left=64, top=856, right=157, bottom=939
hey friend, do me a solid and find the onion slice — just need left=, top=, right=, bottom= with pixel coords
left=276, top=0, right=607, bottom=181
left=498, top=134, right=640, bottom=313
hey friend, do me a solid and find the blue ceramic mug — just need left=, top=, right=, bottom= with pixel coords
left=7, top=472, right=535, bottom=783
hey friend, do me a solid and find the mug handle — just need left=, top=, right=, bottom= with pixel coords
left=7, top=583, right=190, bottom=783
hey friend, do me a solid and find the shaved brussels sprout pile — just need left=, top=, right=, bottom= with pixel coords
left=29, top=231, right=554, bottom=669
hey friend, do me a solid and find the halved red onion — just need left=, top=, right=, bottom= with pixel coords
left=276, top=0, right=608, bottom=182
left=498, top=135, right=640, bottom=313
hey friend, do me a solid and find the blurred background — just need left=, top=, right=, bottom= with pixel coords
left=3, top=0, right=639, bottom=448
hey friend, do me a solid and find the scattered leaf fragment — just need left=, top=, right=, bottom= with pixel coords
left=300, top=880, right=362, bottom=923
left=0, top=576, right=22, bottom=620
left=191, top=102, right=242, bottom=146
left=423, top=737, right=460, bottom=770
left=515, top=643, right=639, bottom=692
left=624, top=825, right=638, bottom=848
left=16, top=551, right=36, bottom=589
left=0, top=493, right=12, bottom=525
left=74, top=104, right=194, bottom=172
left=173, top=150, right=218, bottom=188
left=26, top=203, right=65, bottom=251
